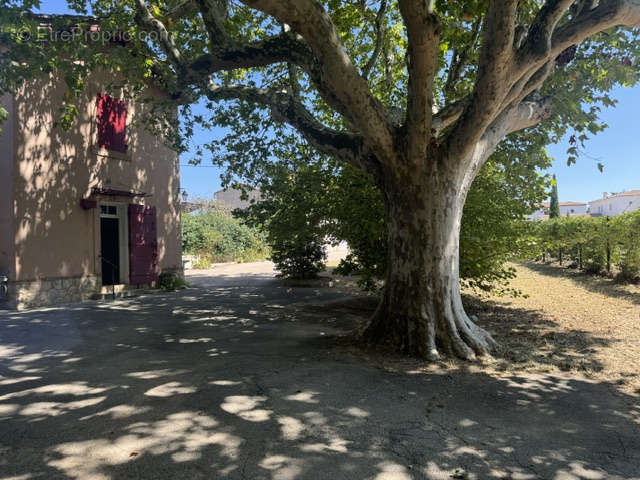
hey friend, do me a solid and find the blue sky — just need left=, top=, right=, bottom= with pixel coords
left=35, top=0, right=640, bottom=203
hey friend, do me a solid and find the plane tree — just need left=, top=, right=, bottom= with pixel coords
left=2, top=0, right=640, bottom=359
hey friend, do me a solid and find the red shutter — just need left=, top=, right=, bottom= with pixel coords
left=129, top=204, right=159, bottom=284
left=96, top=93, right=128, bottom=153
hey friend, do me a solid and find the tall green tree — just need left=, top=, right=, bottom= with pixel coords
left=242, top=135, right=551, bottom=294
left=549, top=174, right=561, bottom=219
left=3, top=0, right=640, bottom=359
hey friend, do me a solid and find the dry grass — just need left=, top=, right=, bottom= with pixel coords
left=465, top=262, right=640, bottom=395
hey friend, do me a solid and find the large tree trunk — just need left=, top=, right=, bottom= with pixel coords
left=360, top=158, right=496, bottom=360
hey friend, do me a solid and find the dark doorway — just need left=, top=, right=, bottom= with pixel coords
left=101, top=217, right=120, bottom=285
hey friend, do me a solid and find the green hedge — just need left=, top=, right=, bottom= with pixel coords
left=182, top=208, right=269, bottom=264
left=530, top=210, right=640, bottom=281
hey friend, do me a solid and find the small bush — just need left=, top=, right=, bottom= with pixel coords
left=583, top=261, right=603, bottom=275
left=615, top=259, right=640, bottom=283
left=270, top=237, right=327, bottom=279
left=334, top=253, right=382, bottom=292
left=236, top=245, right=270, bottom=263
left=158, top=272, right=188, bottom=291
left=192, top=256, right=212, bottom=269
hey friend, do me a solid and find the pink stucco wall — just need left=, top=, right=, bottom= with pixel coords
left=0, top=94, right=15, bottom=278
left=9, top=72, right=182, bottom=283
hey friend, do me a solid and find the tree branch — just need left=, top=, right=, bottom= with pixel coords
left=514, top=0, right=640, bottom=90
left=399, top=0, right=440, bottom=159
left=362, top=0, right=387, bottom=79
left=551, top=0, right=640, bottom=56
left=195, top=0, right=229, bottom=53
left=443, top=0, right=518, bottom=161
left=134, top=0, right=185, bottom=68
left=519, top=0, right=576, bottom=61
left=500, top=60, right=554, bottom=112
left=501, top=97, right=554, bottom=135
left=161, top=0, right=198, bottom=19
left=447, top=0, right=640, bottom=172
left=457, top=97, right=554, bottom=201
left=287, top=62, right=300, bottom=98
left=432, top=99, right=468, bottom=136
left=204, top=84, right=372, bottom=172
left=239, top=0, right=395, bottom=162
left=184, top=32, right=313, bottom=78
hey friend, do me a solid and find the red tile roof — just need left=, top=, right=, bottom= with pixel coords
left=559, top=201, right=586, bottom=206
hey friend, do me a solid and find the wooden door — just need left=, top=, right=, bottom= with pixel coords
left=128, top=204, right=159, bottom=284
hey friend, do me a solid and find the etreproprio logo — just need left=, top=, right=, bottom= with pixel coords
left=1, top=25, right=156, bottom=44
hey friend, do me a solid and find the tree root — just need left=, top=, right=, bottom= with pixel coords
left=359, top=296, right=497, bottom=361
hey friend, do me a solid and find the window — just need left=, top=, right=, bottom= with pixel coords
left=100, top=205, right=118, bottom=216
left=96, top=93, right=127, bottom=153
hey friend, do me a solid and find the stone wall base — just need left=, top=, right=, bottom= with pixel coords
left=7, top=276, right=99, bottom=310
left=3, top=268, right=184, bottom=310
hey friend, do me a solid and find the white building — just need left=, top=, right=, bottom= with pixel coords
left=559, top=201, right=588, bottom=216
left=527, top=201, right=588, bottom=220
left=214, top=187, right=262, bottom=211
left=527, top=202, right=550, bottom=221
left=588, top=190, right=640, bottom=217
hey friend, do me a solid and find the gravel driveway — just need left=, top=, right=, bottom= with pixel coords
left=0, top=262, right=638, bottom=479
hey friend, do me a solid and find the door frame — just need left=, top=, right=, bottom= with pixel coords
left=98, top=201, right=130, bottom=284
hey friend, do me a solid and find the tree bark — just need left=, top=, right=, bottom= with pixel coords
left=360, top=158, right=497, bottom=360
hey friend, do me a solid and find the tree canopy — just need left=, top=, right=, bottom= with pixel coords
left=1, top=1, right=639, bottom=164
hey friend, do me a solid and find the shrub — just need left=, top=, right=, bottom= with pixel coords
left=192, top=256, right=212, bottom=269
left=241, top=158, right=330, bottom=280
left=236, top=245, right=271, bottom=263
left=158, top=272, right=188, bottom=291
left=530, top=210, right=640, bottom=282
left=270, top=236, right=327, bottom=279
left=182, top=206, right=269, bottom=263
left=611, top=210, right=640, bottom=281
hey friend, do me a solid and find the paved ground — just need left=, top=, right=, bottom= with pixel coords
left=0, top=262, right=638, bottom=480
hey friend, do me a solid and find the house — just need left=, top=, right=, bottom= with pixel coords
left=527, top=202, right=550, bottom=221
left=558, top=201, right=588, bottom=216
left=526, top=201, right=588, bottom=220
left=588, top=191, right=640, bottom=217
left=0, top=72, right=182, bottom=309
left=214, top=187, right=262, bottom=211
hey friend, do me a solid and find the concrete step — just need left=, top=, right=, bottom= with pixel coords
left=90, top=285, right=154, bottom=300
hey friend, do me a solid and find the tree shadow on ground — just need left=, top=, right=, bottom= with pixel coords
left=524, top=262, right=640, bottom=306
left=464, top=295, right=613, bottom=375
left=0, top=283, right=639, bottom=479
left=307, top=294, right=613, bottom=378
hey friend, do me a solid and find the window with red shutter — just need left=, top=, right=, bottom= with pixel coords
left=96, top=93, right=128, bottom=153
